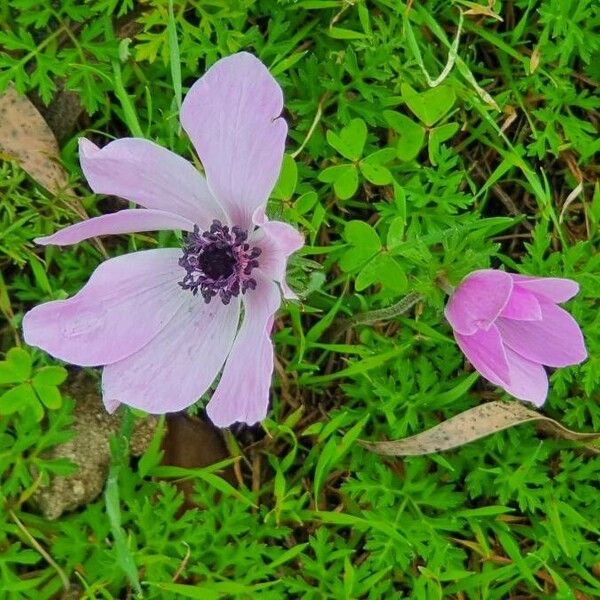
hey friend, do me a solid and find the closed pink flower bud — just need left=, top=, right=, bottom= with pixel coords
left=444, top=269, right=587, bottom=406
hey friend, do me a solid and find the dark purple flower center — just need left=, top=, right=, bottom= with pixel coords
left=178, top=220, right=261, bottom=305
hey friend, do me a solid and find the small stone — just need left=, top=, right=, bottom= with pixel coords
left=31, top=371, right=157, bottom=520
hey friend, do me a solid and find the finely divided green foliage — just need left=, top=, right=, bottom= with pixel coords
left=1, top=0, right=599, bottom=598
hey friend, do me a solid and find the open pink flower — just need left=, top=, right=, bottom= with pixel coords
left=444, top=269, right=587, bottom=406
left=23, top=52, right=303, bottom=427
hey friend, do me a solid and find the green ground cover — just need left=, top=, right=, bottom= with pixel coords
left=0, top=0, right=599, bottom=597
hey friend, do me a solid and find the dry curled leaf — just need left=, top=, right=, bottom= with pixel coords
left=0, top=83, right=70, bottom=193
left=361, top=401, right=600, bottom=456
left=530, top=46, right=541, bottom=74
left=463, top=0, right=503, bottom=21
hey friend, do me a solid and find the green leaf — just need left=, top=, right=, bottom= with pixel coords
left=105, top=464, right=142, bottom=595
left=272, top=154, right=298, bottom=200
left=148, top=581, right=276, bottom=599
left=364, top=147, right=396, bottom=164
left=0, top=382, right=37, bottom=415
left=313, top=436, right=338, bottom=502
left=401, top=83, right=456, bottom=127
left=326, top=118, right=367, bottom=161
left=360, top=149, right=394, bottom=185
left=343, top=220, right=381, bottom=250
left=333, top=166, right=359, bottom=200
left=32, top=366, right=67, bottom=387
left=339, top=221, right=381, bottom=272
left=318, top=164, right=348, bottom=183
left=32, top=382, right=62, bottom=410
left=428, top=122, right=460, bottom=165
left=138, top=416, right=165, bottom=478
left=294, top=191, right=318, bottom=215
left=0, top=363, right=22, bottom=386
left=319, top=164, right=359, bottom=200
left=384, top=111, right=426, bottom=161
left=167, top=0, right=182, bottom=109
left=0, top=347, right=32, bottom=384
left=271, top=50, right=308, bottom=76
left=327, top=27, right=368, bottom=40
left=355, top=254, right=407, bottom=292
left=359, top=162, right=392, bottom=185
left=339, top=248, right=370, bottom=272
left=386, top=216, right=405, bottom=249
left=28, top=256, right=51, bottom=295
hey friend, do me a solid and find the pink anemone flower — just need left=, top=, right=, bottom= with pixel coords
left=444, top=269, right=587, bottom=406
left=22, top=52, right=303, bottom=427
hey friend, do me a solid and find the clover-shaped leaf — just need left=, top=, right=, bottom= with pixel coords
left=326, top=118, right=367, bottom=161
left=360, top=148, right=395, bottom=185
left=384, top=111, right=426, bottom=161
left=319, top=165, right=359, bottom=200
left=384, top=105, right=459, bottom=165
left=339, top=220, right=381, bottom=271
left=0, top=348, right=67, bottom=420
left=0, top=384, right=42, bottom=420
left=339, top=221, right=408, bottom=293
left=401, top=83, right=456, bottom=127
left=323, top=120, right=396, bottom=200
left=356, top=254, right=407, bottom=293
left=0, top=347, right=32, bottom=384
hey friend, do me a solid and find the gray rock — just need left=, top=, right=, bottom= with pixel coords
left=32, top=372, right=157, bottom=520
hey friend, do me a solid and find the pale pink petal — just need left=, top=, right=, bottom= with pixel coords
left=206, top=277, right=281, bottom=427
left=79, top=138, right=226, bottom=225
left=510, top=274, right=579, bottom=303
left=455, top=325, right=510, bottom=386
left=35, top=209, right=194, bottom=246
left=502, top=348, right=548, bottom=407
left=23, top=249, right=186, bottom=367
left=102, top=296, right=241, bottom=413
left=496, top=301, right=587, bottom=368
left=252, top=211, right=303, bottom=299
left=499, top=286, right=542, bottom=321
left=180, top=52, right=287, bottom=229
left=445, top=269, right=513, bottom=335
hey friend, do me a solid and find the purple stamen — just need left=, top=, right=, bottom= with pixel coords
left=179, top=220, right=261, bottom=304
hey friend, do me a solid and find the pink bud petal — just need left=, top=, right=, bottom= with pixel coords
left=509, top=274, right=579, bottom=303
left=499, top=285, right=542, bottom=321
left=445, top=269, right=513, bottom=335
left=496, top=301, right=587, bottom=368
left=454, top=325, right=510, bottom=386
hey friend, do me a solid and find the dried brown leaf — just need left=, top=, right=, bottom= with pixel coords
left=463, top=0, right=503, bottom=21
left=0, top=83, right=70, bottom=193
left=530, top=46, right=541, bottom=74
left=361, top=401, right=600, bottom=456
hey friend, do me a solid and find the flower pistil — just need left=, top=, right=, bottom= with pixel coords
left=178, top=220, right=261, bottom=304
